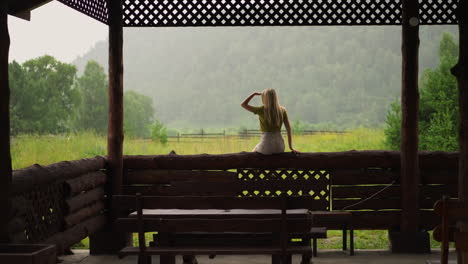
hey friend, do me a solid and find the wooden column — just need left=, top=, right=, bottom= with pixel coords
left=400, top=0, right=420, bottom=232
left=389, top=0, right=429, bottom=253
left=90, top=0, right=130, bottom=254
left=452, top=2, right=468, bottom=262
left=454, top=0, right=468, bottom=202
left=108, top=0, right=124, bottom=197
left=0, top=1, right=11, bottom=243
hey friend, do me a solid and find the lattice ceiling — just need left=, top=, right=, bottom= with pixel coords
left=57, top=0, right=459, bottom=26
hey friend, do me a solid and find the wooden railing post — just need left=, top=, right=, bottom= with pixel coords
left=389, top=0, right=430, bottom=253
left=0, top=0, right=11, bottom=244
left=90, top=0, right=131, bottom=254
left=454, top=1, right=468, bottom=262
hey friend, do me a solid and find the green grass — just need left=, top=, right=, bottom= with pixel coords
left=10, top=128, right=444, bottom=250
left=11, top=128, right=385, bottom=169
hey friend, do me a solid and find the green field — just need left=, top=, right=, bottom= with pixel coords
left=11, top=128, right=385, bottom=169
left=10, top=129, right=443, bottom=250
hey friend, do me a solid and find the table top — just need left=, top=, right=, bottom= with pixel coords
left=130, top=209, right=311, bottom=219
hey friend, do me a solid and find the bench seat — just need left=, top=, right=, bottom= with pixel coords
left=119, top=245, right=312, bottom=258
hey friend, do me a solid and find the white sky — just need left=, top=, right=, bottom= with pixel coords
left=8, top=1, right=107, bottom=63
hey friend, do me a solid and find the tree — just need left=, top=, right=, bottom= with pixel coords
left=9, top=56, right=79, bottom=134
left=124, top=91, right=155, bottom=138
left=75, top=60, right=108, bottom=133
left=384, top=33, right=459, bottom=151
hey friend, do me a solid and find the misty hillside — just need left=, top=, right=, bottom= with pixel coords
left=74, top=26, right=457, bottom=129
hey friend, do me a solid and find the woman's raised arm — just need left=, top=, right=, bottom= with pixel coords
left=241, top=92, right=261, bottom=113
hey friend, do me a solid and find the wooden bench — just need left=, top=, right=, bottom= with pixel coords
left=114, top=194, right=314, bottom=264
left=434, top=197, right=468, bottom=264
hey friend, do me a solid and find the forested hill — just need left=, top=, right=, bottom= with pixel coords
left=74, top=26, right=456, bottom=129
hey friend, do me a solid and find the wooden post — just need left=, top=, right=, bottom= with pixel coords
left=454, top=0, right=468, bottom=202
left=108, top=0, right=124, bottom=197
left=0, top=0, right=11, bottom=243
left=400, top=0, right=420, bottom=232
left=389, top=0, right=430, bottom=253
left=453, top=1, right=468, bottom=261
left=90, top=0, right=131, bottom=254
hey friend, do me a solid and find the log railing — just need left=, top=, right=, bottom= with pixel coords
left=123, top=151, right=458, bottom=231
left=9, top=156, right=107, bottom=254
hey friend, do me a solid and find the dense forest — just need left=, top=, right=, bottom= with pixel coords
left=74, top=26, right=457, bottom=130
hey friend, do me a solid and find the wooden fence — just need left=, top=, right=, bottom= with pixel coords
left=168, top=129, right=346, bottom=141
left=9, top=156, right=107, bottom=254
left=123, top=151, right=457, bottom=230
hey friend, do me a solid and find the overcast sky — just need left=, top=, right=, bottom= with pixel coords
left=8, top=1, right=107, bottom=63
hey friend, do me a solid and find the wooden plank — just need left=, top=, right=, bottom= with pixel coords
left=64, top=171, right=107, bottom=196
left=332, top=199, right=401, bottom=211
left=0, top=1, right=10, bottom=243
left=332, top=185, right=401, bottom=199
left=123, top=151, right=402, bottom=170
left=64, top=201, right=105, bottom=228
left=123, top=152, right=458, bottom=170
left=421, top=169, right=458, bottom=184
left=333, top=197, right=444, bottom=210
left=330, top=168, right=398, bottom=185
left=420, top=185, right=457, bottom=199
left=113, top=195, right=282, bottom=209
left=113, top=195, right=325, bottom=210
left=108, top=0, right=124, bottom=196
left=123, top=180, right=329, bottom=196
left=125, top=169, right=237, bottom=184
left=66, top=187, right=106, bottom=213
left=114, top=218, right=310, bottom=233
left=119, top=245, right=311, bottom=256
left=11, top=158, right=106, bottom=194
left=44, top=215, right=106, bottom=254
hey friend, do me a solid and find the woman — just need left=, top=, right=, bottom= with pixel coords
left=241, top=88, right=299, bottom=154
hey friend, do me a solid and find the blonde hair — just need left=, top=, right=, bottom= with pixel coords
left=261, top=88, right=284, bottom=128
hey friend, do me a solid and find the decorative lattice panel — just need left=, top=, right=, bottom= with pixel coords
left=58, top=0, right=109, bottom=24
left=420, top=0, right=458, bottom=24
left=21, top=183, right=66, bottom=243
left=121, top=0, right=458, bottom=27
left=237, top=169, right=330, bottom=209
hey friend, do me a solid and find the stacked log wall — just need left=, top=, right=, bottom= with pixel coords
left=8, top=156, right=108, bottom=254
left=123, top=151, right=458, bottom=231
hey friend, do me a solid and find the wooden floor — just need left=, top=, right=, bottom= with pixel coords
left=63, top=249, right=457, bottom=264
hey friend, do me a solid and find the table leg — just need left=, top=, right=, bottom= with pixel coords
left=350, top=228, right=354, bottom=256
left=313, top=238, right=317, bottom=257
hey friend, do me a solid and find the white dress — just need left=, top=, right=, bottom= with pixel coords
left=252, top=131, right=285, bottom=155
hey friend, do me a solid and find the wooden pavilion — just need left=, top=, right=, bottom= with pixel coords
left=0, top=0, right=467, bottom=260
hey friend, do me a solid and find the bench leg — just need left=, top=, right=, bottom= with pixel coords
left=342, top=226, right=347, bottom=251
left=272, top=255, right=281, bottom=264
left=350, top=229, right=354, bottom=256
left=183, top=255, right=198, bottom=264
left=160, top=255, right=175, bottom=264
left=281, top=254, right=292, bottom=264
left=137, top=254, right=151, bottom=264
left=302, top=251, right=312, bottom=264
left=312, top=238, right=317, bottom=257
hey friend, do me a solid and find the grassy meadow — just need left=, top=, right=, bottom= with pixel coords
left=10, top=128, right=443, bottom=250
left=11, top=128, right=385, bottom=169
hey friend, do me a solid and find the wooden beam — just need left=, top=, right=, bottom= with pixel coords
left=400, top=0, right=421, bottom=232
left=453, top=2, right=468, bottom=261
left=454, top=0, right=468, bottom=202
left=0, top=0, right=11, bottom=243
left=108, top=0, right=124, bottom=196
